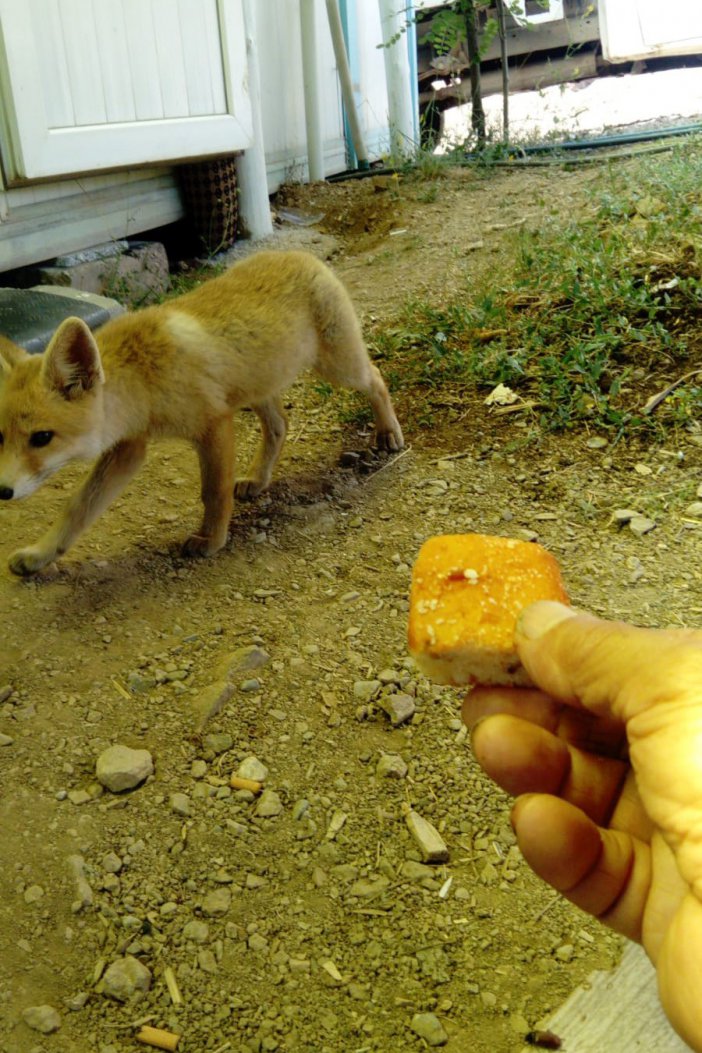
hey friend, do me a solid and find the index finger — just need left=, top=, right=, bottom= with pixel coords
left=515, top=602, right=702, bottom=723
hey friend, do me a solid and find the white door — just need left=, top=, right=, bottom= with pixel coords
left=0, top=0, right=253, bottom=182
left=600, top=0, right=702, bottom=63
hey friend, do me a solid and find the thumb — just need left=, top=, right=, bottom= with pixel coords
left=515, top=601, right=702, bottom=724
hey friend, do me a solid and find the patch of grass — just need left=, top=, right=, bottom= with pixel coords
left=371, top=139, right=702, bottom=437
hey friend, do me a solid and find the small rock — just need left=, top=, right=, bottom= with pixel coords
left=198, top=948, right=218, bottom=974
left=0, top=733, right=13, bottom=746
left=67, top=789, right=92, bottom=806
left=96, top=745, right=153, bottom=793
left=411, top=1011, right=448, bottom=1046
left=65, top=991, right=89, bottom=1011
left=349, top=875, right=390, bottom=898
left=292, top=799, right=310, bottom=820
left=170, top=792, right=191, bottom=816
left=201, top=888, right=231, bottom=916
left=22, top=1005, right=61, bottom=1034
left=405, top=809, right=449, bottom=863
left=23, top=884, right=45, bottom=904
left=190, top=760, right=208, bottom=779
left=237, top=756, right=269, bottom=782
left=353, top=679, right=381, bottom=703
left=400, top=860, right=436, bottom=883
left=67, top=855, right=93, bottom=909
left=555, top=943, right=574, bottom=962
left=586, top=436, right=608, bottom=449
left=183, top=920, right=210, bottom=943
left=685, top=501, right=702, bottom=518
left=629, top=515, right=656, bottom=536
left=101, top=956, right=151, bottom=1002
left=248, top=932, right=269, bottom=952
left=219, top=645, right=271, bottom=679
left=376, top=753, right=408, bottom=779
left=255, top=789, right=283, bottom=818
left=102, top=852, right=123, bottom=874
left=192, top=679, right=236, bottom=730
left=612, top=508, right=640, bottom=524
left=380, top=693, right=415, bottom=727
left=203, top=732, right=233, bottom=755
left=326, top=809, right=348, bottom=840
left=246, top=873, right=268, bottom=890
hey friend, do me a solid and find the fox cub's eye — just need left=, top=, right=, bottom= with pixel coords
left=29, top=430, right=54, bottom=448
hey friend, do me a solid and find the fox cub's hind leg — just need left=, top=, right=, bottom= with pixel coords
left=357, top=361, right=404, bottom=452
left=234, top=396, right=288, bottom=501
left=316, top=331, right=404, bottom=452
left=315, top=290, right=404, bottom=450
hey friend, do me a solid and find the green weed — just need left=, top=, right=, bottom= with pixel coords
left=372, top=139, right=702, bottom=437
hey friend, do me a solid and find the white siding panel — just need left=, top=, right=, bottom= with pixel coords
left=152, top=0, right=189, bottom=118
left=31, top=0, right=75, bottom=129
left=92, top=3, right=137, bottom=123
left=178, top=0, right=226, bottom=116
left=122, top=0, right=165, bottom=120
left=59, top=0, right=108, bottom=125
left=203, top=0, right=227, bottom=113
left=355, top=5, right=391, bottom=154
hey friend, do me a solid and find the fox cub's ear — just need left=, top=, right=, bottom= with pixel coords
left=0, top=335, right=28, bottom=373
left=42, top=317, right=104, bottom=399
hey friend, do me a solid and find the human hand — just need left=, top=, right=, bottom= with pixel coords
left=462, top=601, right=702, bottom=1052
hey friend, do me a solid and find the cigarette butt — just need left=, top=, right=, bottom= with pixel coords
left=163, top=965, right=182, bottom=1006
left=136, top=1025, right=180, bottom=1051
left=229, top=775, right=262, bottom=794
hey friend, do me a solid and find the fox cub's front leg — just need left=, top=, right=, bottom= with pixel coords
left=181, top=416, right=236, bottom=558
left=9, top=439, right=146, bottom=575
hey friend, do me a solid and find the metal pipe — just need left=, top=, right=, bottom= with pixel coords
left=326, top=0, right=369, bottom=169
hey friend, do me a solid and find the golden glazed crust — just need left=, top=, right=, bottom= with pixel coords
left=408, top=534, right=569, bottom=686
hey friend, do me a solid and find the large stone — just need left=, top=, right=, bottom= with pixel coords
left=201, top=888, right=231, bottom=917
left=255, top=789, right=283, bottom=818
left=411, top=1012, right=448, bottom=1046
left=101, top=956, right=152, bottom=1002
left=22, top=1005, right=61, bottom=1033
left=96, top=745, right=154, bottom=792
left=26, top=240, right=170, bottom=304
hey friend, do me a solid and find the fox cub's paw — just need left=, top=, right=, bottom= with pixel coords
left=9, top=546, right=54, bottom=576
left=181, top=533, right=227, bottom=559
left=234, top=477, right=266, bottom=501
left=376, top=424, right=404, bottom=452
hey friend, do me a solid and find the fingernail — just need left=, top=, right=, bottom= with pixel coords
left=516, top=600, right=576, bottom=641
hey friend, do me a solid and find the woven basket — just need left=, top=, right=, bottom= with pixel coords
left=178, top=157, right=239, bottom=255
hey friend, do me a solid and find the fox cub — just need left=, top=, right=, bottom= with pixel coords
left=0, top=250, right=403, bottom=575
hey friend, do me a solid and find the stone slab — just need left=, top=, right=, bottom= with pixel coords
left=0, top=286, right=124, bottom=355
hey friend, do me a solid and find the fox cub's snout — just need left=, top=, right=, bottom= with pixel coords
left=0, top=324, right=105, bottom=502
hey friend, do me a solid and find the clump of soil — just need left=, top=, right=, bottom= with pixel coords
left=1, top=160, right=700, bottom=1053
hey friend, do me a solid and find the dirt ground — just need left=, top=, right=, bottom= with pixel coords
left=2, top=160, right=702, bottom=1053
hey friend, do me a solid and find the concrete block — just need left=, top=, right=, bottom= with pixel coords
left=0, top=286, right=124, bottom=354
left=27, top=240, right=170, bottom=306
